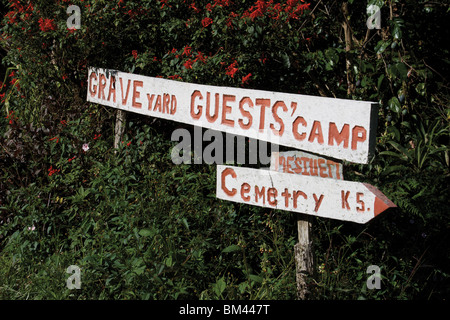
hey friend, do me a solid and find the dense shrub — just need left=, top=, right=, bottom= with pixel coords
left=0, top=0, right=448, bottom=299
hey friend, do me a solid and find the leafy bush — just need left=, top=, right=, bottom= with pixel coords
left=0, top=0, right=449, bottom=300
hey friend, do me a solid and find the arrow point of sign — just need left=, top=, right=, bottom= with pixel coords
left=363, top=183, right=397, bottom=216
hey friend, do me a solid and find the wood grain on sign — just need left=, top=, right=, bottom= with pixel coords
left=87, top=67, right=378, bottom=164
left=216, top=165, right=396, bottom=224
left=270, top=151, right=344, bottom=180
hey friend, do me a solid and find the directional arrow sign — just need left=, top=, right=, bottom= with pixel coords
left=216, top=165, right=396, bottom=224
left=87, top=67, right=378, bottom=164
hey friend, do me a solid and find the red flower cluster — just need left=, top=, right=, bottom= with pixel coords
left=184, top=59, right=194, bottom=69
left=132, top=50, right=138, bottom=60
left=206, top=0, right=231, bottom=11
left=168, top=74, right=182, bottom=80
left=183, top=51, right=208, bottom=70
left=48, top=165, right=60, bottom=177
left=225, top=60, right=238, bottom=78
left=5, top=110, right=17, bottom=124
left=39, top=18, right=56, bottom=32
left=242, top=0, right=310, bottom=21
left=5, top=0, right=34, bottom=24
left=242, top=73, right=252, bottom=85
left=201, top=17, right=213, bottom=28
left=182, top=45, right=192, bottom=57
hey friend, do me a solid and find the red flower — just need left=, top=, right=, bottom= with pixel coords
left=225, top=60, right=238, bottom=78
left=201, top=17, right=213, bottom=28
left=182, top=45, right=192, bottom=57
left=168, top=74, right=182, bottom=80
left=48, top=165, right=60, bottom=176
left=226, top=12, right=238, bottom=28
left=242, top=73, right=252, bottom=85
left=184, top=59, right=194, bottom=69
left=132, top=50, right=138, bottom=60
left=39, top=18, right=56, bottom=32
left=195, top=51, right=207, bottom=63
left=248, top=0, right=268, bottom=20
left=189, top=2, right=201, bottom=13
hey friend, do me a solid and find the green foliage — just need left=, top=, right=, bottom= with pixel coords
left=0, top=0, right=449, bottom=300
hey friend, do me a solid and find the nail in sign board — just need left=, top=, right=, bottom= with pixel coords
left=87, top=67, right=378, bottom=164
left=270, top=151, right=344, bottom=180
left=216, top=165, right=396, bottom=224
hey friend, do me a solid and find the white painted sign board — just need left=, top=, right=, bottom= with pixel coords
left=87, top=67, right=378, bottom=164
left=216, top=165, right=396, bottom=224
left=270, top=150, right=344, bottom=180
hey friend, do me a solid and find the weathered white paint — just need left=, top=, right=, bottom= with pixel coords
left=270, top=151, right=344, bottom=180
left=216, top=165, right=395, bottom=224
left=87, top=67, right=378, bottom=164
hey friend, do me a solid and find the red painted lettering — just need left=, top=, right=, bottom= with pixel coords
left=255, top=185, right=265, bottom=203
left=270, top=101, right=287, bottom=136
left=221, top=168, right=237, bottom=196
left=163, top=93, right=170, bottom=113
left=238, top=97, right=253, bottom=130
left=98, top=74, right=107, bottom=100
left=281, top=188, right=291, bottom=208
left=351, top=126, right=367, bottom=150
left=132, top=80, right=143, bottom=109
left=255, top=99, right=270, bottom=131
left=341, top=190, right=350, bottom=210
left=221, top=94, right=235, bottom=127
left=107, top=76, right=116, bottom=103
left=119, top=78, right=131, bottom=105
left=356, top=192, right=365, bottom=212
left=89, top=72, right=97, bottom=97
left=293, top=190, right=307, bottom=209
left=318, top=158, right=328, bottom=178
left=313, top=194, right=324, bottom=212
left=206, top=92, right=219, bottom=123
left=190, top=90, right=203, bottom=119
left=308, top=120, right=324, bottom=144
left=170, top=95, right=177, bottom=114
left=293, top=116, right=307, bottom=141
left=328, top=123, right=349, bottom=148
left=240, top=183, right=251, bottom=202
left=267, top=187, right=277, bottom=206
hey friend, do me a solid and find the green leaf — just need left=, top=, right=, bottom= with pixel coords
left=138, top=228, right=153, bottom=237
left=375, top=40, right=391, bottom=54
left=388, top=97, right=401, bottom=114
left=415, top=83, right=426, bottom=96
left=222, top=244, right=241, bottom=253
left=249, top=274, right=263, bottom=283
left=281, top=52, right=290, bottom=69
left=377, top=74, right=385, bottom=91
left=213, top=277, right=226, bottom=297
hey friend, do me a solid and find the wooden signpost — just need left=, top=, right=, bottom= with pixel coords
left=87, top=67, right=378, bottom=164
left=216, top=165, right=395, bottom=225
left=86, top=67, right=395, bottom=300
left=216, top=164, right=396, bottom=298
left=270, top=150, right=344, bottom=298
